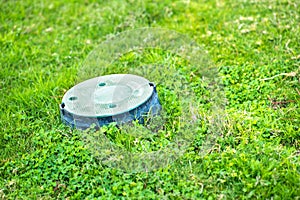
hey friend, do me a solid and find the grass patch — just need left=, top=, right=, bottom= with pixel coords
left=1, top=0, right=299, bottom=199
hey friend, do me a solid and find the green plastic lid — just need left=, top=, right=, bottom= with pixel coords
left=62, top=74, right=154, bottom=117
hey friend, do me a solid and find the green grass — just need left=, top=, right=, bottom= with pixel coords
left=0, top=0, right=299, bottom=199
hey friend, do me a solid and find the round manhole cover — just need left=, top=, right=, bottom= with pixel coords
left=60, top=74, right=161, bottom=129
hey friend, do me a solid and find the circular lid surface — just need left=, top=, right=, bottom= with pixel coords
left=62, top=74, right=154, bottom=117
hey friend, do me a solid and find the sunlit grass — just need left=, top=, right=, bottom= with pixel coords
left=0, top=0, right=299, bottom=199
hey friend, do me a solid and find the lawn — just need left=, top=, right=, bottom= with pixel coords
left=0, top=0, right=299, bottom=199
